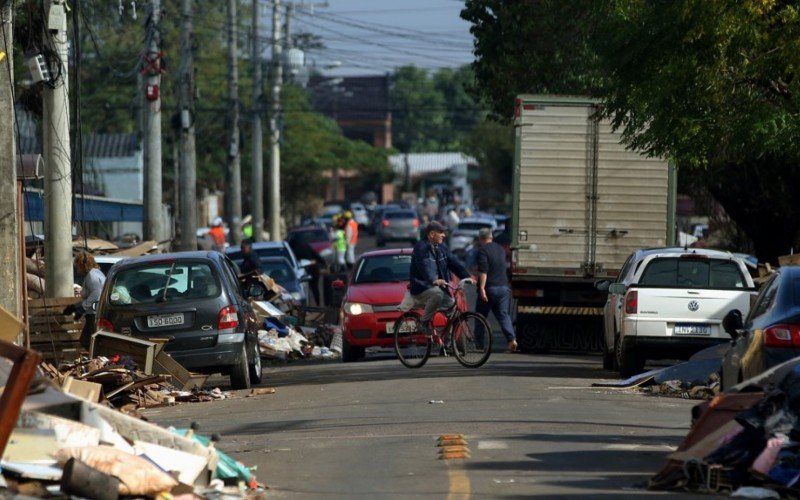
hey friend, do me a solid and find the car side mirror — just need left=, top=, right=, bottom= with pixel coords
left=722, top=309, right=744, bottom=338
left=608, top=283, right=627, bottom=295
left=247, top=282, right=267, bottom=300
left=331, top=279, right=346, bottom=290
left=594, top=280, right=611, bottom=292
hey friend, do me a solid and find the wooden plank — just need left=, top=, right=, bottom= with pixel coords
left=28, top=297, right=78, bottom=308
left=778, top=254, right=800, bottom=267
left=29, top=332, right=83, bottom=343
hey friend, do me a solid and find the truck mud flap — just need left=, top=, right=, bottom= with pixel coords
left=516, top=314, right=602, bottom=353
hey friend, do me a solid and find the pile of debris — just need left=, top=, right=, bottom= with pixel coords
left=649, top=358, right=800, bottom=497
left=0, top=339, right=266, bottom=499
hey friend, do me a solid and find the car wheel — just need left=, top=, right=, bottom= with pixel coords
left=248, top=340, right=263, bottom=384
left=230, top=343, right=251, bottom=390
left=341, top=336, right=365, bottom=362
left=615, top=336, right=644, bottom=378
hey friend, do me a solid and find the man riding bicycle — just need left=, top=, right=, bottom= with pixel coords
left=410, top=220, right=473, bottom=335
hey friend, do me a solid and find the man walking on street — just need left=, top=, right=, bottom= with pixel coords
left=475, top=228, right=517, bottom=352
left=410, top=221, right=472, bottom=335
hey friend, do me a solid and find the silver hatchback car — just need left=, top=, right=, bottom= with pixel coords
left=375, top=209, right=420, bottom=247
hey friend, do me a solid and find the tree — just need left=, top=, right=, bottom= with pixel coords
left=390, top=65, right=447, bottom=153
left=463, top=119, right=514, bottom=212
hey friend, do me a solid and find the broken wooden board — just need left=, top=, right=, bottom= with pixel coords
left=0, top=305, right=25, bottom=343
left=90, top=331, right=159, bottom=374
left=111, top=240, right=158, bottom=258
left=62, top=376, right=103, bottom=403
left=152, top=351, right=207, bottom=390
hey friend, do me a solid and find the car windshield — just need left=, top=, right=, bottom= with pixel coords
left=354, top=254, right=412, bottom=284
left=108, top=262, right=220, bottom=305
left=384, top=211, right=416, bottom=219
left=458, top=222, right=493, bottom=231
left=290, top=229, right=328, bottom=245
left=639, top=257, right=746, bottom=289
left=262, top=261, right=295, bottom=287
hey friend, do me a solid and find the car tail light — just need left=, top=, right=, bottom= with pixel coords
left=97, top=318, right=114, bottom=332
left=412, top=218, right=419, bottom=228
left=217, top=305, right=239, bottom=330
left=382, top=219, right=390, bottom=227
left=763, top=324, right=800, bottom=348
left=624, top=290, right=638, bottom=314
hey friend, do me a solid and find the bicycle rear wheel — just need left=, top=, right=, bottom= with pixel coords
left=452, top=312, right=492, bottom=368
left=393, top=311, right=432, bottom=368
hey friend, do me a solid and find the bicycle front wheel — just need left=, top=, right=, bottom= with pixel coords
left=393, top=311, right=432, bottom=368
left=451, top=312, right=492, bottom=368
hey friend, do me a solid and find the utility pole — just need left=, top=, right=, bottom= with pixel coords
left=0, top=2, right=21, bottom=318
left=143, top=0, right=163, bottom=243
left=268, top=0, right=282, bottom=241
left=43, top=0, right=73, bottom=298
left=178, top=0, right=197, bottom=251
left=225, top=0, right=242, bottom=245
left=251, top=0, right=264, bottom=242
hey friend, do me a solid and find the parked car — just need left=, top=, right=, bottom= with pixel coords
left=349, top=202, right=370, bottom=228
left=375, top=209, right=420, bottom=247
left=259, top=257, right=309, bottom=306
left=367, top=204, right=402, bottom=236
left=596, top=247, right=756, bottom=377
left=226, top=241, right=310, bottom=302
left=95, top=251, right=263, bottom=389
left=286, top=226, right=334, bottom=267
left=448, top=217, right=498, bottom=256
left=720, top=267, right=800, bottom=390
left=336, top=249, right=463, bottom=362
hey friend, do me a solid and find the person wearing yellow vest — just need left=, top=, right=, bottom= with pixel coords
left=333, top=217, right=347, bottom=273
left=344, top=210, right=358, bottom=268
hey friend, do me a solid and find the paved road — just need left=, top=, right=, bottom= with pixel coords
left=144, top=350, right=696, bottom=498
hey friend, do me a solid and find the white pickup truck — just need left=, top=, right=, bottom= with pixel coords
left=596, top=248, right=756, bottom=376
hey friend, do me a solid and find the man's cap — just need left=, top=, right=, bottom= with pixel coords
left=478, top=228, right=493, bottom=240
left=426, top=220, right=447, bottom=233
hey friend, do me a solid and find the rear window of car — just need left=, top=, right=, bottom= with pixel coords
left=108, top=262, right=220, bottom=305
left=261, top=261, right=295, bottom=286
left=638, top=257, right=746, bottom=289
left=354, top=254, right=412, bottom=284
left=458, top=222, right=493, bottom=231
left=289, top=229, right=328, bottom=244
left=384, top=211, right=416, bottom=219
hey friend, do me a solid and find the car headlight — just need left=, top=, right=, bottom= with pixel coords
left=343, top=302, right=373, bottom=316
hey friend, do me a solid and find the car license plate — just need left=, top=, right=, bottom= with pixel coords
left=674, top=324, right=710, bottom=335
left=385, top=321, right=416, bottom=334
left=147, top=313, right=184, bottom=328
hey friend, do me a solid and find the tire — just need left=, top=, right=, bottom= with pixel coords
left=341, top=337, right=365, bottom=363
left=248, top=340, right=263, bottom=385
left=393, top=311, right=431, bottom=368
left=615, top=336, right=645, bottom=378
left=230, top=343, right=251, bottom=390
left=452, top=312, right=492, bottom=368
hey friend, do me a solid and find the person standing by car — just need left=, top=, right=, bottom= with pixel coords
left=345, top=210, right=359, bottom=269
left=288, top=238, right=324, bottom=306
left=475, top=228, right=517, bottom=352
left=238, top=239, right=262, bottom=275
left=208, top=217, right=226, bottom=252
left=333, top=218, right=347, bottom=273
left=64, top=252, right=106, bottom=349
left=410, top=221, right=472, bottom=334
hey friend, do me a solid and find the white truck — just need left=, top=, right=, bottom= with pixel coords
left=511, top=95, right=676, bottom=352
left=600, top=248, right=756, bottom=376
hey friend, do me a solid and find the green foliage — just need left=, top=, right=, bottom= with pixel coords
left=390, top=64, right=484, bottom=153
left=463, top=120, right=514, bottom=211
left=460, top=0, right=604, bottom=120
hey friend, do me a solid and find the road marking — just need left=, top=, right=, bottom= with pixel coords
left=477, top=440, right=508, bottom=450
left=447, top=465, right=471, bottom=500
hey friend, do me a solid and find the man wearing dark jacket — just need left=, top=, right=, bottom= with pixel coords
left=410, top=221, right=472, bottom=334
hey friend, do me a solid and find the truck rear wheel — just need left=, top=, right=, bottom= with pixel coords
left=615, top=336, right=645, bottom=378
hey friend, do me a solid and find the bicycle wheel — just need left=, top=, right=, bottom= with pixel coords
left=393, top=311, right=432, bottom=368
left=451, top=312, right=492, bottom=368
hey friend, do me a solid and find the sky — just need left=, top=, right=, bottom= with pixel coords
left=287, top=0, right=475, bottom=76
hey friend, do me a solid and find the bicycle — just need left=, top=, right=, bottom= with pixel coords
left=393, top=279, right=492, bottom=368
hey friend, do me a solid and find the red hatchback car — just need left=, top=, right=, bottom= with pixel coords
left=337, top=248, right=462, bottom=362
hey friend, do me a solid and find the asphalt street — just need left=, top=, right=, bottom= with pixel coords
left=144, top=350, right=698, bottom=498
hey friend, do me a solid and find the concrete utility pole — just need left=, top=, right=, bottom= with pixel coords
left=43, top=0, right=73, bottom=298
left=0, top=2, right=21, bottom=318
left=178, top=0, right=197, bottom=251
left=143, top=0, right=163, bottom=243
left=251, top=0, right=264, bottom=242
left=225, top=0, right=242, bottom=246
left=269, top=0, right=282, bottom=241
